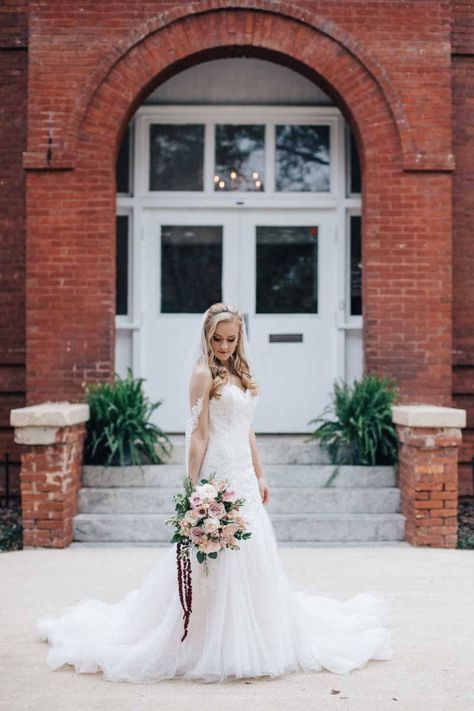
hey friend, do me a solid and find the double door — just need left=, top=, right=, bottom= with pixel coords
left=141, top=208, right=340, bottom=432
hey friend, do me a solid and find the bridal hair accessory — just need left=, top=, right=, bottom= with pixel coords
left=165, top=471, right=252, bottom=641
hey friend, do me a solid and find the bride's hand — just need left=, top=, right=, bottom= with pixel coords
left=258, top=477, right=270, bottom=505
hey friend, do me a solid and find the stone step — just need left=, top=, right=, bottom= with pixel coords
left=160, top=435, right=333, bottom=465
left=73, top=512, right=406, bottom=543
left=77, top=486, right=401, bottom=515
left=69, top=540, right=412, bottom=548
left=82, top=464, right=397, bottom=489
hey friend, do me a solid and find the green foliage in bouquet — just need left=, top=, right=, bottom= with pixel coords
left=83, top=367, right=172, bottom=466
left=306, top=372, right=400, bottom=466
left=165, top=472, right=252, bottom=566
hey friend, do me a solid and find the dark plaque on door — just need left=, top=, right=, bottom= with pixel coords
left=269, top=334, right=303, bottom=343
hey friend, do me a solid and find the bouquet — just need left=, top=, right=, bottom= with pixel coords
left=164, top=471, right=252, bottom=641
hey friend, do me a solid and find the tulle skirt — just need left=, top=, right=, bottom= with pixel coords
left=36, top=501, right=393, bottom=683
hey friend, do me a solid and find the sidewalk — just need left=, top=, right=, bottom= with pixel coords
left=1, top=545, right=473, bottom=711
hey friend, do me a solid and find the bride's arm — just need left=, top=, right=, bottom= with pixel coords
left=187, top=368, right=212, bottom=485
left=249, top=428, right=270, bottom=504
left=249, top=428, right=265, bottom=480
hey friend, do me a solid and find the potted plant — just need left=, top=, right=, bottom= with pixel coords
left=306, top=372, right=399, bottom=466
left=83, top=368, right=172, bottom=466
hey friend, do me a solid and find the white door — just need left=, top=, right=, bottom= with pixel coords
left=140, top=208, right=339, bottom=433
left=239, top=210, right=338, bottom=432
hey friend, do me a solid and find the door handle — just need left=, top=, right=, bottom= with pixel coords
left=243, top=312, right=249, bottom=339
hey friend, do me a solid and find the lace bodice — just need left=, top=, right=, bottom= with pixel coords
left=193, top=382, right=261, bottom=509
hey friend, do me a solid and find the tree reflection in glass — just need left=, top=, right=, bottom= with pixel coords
left=161, top=226, right=222, bottom=312
left=256, top=226, right=318, bottom=313
left=214, top=124, right=265, bottom=191
left=150, top=124, right=204, bottom=191
left=276, top=125, right=330, bottom=192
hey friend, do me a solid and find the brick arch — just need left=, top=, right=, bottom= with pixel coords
left=25, top=1, right=454, bottom=409
left=73, top=3, right=406, bottom=174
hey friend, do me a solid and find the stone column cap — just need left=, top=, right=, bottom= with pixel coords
left=391, top=404, right=466, bottom=428
left=10, top=401, right=90, bottom=427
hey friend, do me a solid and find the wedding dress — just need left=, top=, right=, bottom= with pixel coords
left=36, top=380, right=393, bottom=684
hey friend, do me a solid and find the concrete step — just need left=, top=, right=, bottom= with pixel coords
left=69, top=540, right=412, bottom=548
left=82, top=464, right=397, bottom=488
left=160, top=435, right=333, bottom=465
left=77, top=486, right=401, bottom=515
left=73, top=512, right=406, bottom=543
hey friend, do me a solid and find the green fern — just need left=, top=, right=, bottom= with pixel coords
left=306, top=372, right=400, bottom=466
left=83, top=368, right=172, bottom=466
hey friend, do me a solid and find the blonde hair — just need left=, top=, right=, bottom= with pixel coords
left=201, top=303, right=259, bottom=399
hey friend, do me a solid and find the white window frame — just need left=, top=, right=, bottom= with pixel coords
left=116, top=104, right=363, bottom=372
left=134, top=105, right=342, bottom=208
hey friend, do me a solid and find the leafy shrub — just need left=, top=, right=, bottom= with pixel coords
left=0, top=506, right=22, bottom=552
left=83, top=368, right=172, bottom=466
left=306, top=372, right=399, bottom=465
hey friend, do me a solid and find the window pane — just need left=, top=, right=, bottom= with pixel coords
left=275, top=125, right=330, bottom=192
left=116, top=215, right=129, bottom=316
left=349, top=130, right=361, bottom=195
left=150, top=124, right=204, bottom=191
left=116, top=125, right=131, bottom=194
left=214, top=124, right=265, bottom=191
left=161, top=226, right=222, bottom=312
left=256, top=226, right=318, bottom=313
left=350, top=215, right=362, bottom=315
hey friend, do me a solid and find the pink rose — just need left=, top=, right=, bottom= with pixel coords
left=222, top=523, right=240, bottom=536
left=208, top=500, right=226, bottom=518
left=184, top=509, right=201, bottom=525
left=222, top=535, right=238, bottom=548
left=222, top=489, right=237, bottom=502
left=189, top=492, right=204, bottom=508
left=203, top=539, right=221, bottom=554
left=190, top=527, right=207, bottom=543
left=217, top=479, right=228, bottom=492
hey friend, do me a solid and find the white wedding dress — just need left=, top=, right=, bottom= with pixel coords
left=36, top=381, right=393, bottom=683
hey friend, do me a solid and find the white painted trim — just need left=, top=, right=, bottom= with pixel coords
left=116, top=105, right=364, bottom=386
left=136, top=105, right=340, bottom=202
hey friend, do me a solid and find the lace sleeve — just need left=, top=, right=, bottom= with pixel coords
left=184, top=368, right=212, bottom=476
left=185, top=396, right=205, bottom=439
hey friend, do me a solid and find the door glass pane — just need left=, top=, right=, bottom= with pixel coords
left=350, top=215, right=362, bottom=315
left=275, top=125, right=330, bottom=192
left=161, top=226, right=222, bottom=312
left=256, top=226, right=318, bottom=313
left=149, top=124, right=204, bottom=191
left=214, top=124, right=265, bottom=191
left=116, top=215, right=129, bottom=315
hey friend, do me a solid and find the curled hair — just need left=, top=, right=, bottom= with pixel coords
left=201, top=303, right=259, bottom=400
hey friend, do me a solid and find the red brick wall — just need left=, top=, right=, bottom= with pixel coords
left=22, top=1, right=454, bottom=410
left=4, top=1, right=472, bottom=493
left=452, top=0, right=474, bottom=494
left=0, top=3, right=28, bottom=494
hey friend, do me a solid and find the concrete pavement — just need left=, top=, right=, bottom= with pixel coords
left=1, top=545, right=473, bottom=711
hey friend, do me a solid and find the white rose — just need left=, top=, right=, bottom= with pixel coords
left=202, top=517, right=221, bottom=533
left=196, top=483, right=218, bottom=500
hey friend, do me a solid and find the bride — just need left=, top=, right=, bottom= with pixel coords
left=36, top=302, right=393, bottom=683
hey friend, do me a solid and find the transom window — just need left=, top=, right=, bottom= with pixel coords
left=140, top=109, right=335, bottom=195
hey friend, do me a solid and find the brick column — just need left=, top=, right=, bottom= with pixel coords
left=10, top=402, right=89, bottom=548
left=392, top=405, right=466, bottom=548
